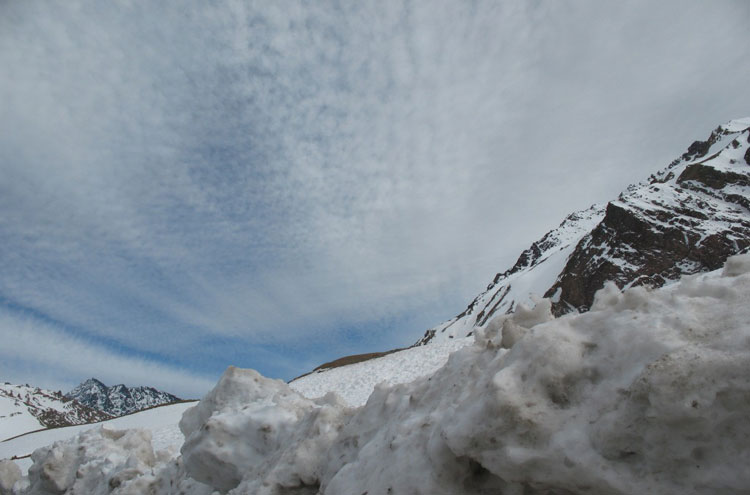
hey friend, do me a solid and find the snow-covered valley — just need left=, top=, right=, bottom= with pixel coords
left=3, top=254, right=750, bottom=494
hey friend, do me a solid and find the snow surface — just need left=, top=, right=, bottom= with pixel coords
left=289, top=337, right=471, bottom=407
left=5, top=254, right=750, bottom=494
left=723, top=117, right=750, bottom=133
left=0, top=397, right=42, bottom=444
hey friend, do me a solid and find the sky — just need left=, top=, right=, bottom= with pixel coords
left=1, top=0, right=750, bottom=398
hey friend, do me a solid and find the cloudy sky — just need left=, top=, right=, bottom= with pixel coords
left=2, top=1, right=749, bottom=397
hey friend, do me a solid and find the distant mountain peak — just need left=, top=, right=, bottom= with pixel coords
left=81, top=377, right=106, bottom=386
left=66, top=379, right=181, bottom=417
left=418, top=117, right=750, bottom=345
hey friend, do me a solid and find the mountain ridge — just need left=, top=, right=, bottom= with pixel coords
left=66, top=378, right=181, bottom=417
left=0, top=382, right=112, bottom=440
left=418, top=117, right=750, bottom=345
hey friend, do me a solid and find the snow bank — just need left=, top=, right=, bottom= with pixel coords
left=10, top=254, right=750, bottom=494
left=179, top=366, right=349, bottom=493
left=8, top=427, right=212, bottom=495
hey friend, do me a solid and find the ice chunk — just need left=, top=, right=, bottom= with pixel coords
left=180, top=366, right=348, bottom=493
left=23, top=427, right=157, bottom=494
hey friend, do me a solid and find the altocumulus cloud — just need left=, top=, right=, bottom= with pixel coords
left=1, top=0, right=749, bottom=395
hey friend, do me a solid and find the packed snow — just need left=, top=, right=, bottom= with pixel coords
left=289, top=337, right=471, bottom=407
left=4, top=253, right=750, bottom=494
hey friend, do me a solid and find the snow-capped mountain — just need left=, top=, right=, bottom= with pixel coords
left=418, top=117, right=750, bottom=344
left=0, top=383, right=111, bottom=441
left=66, top=379, right=181, bottom=417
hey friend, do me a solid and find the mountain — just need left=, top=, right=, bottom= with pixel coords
left=418, top=117, right=750, bottom=345
left=0, top=383, right=111, bottom=440
left=66, top=378, right=181, bottom=417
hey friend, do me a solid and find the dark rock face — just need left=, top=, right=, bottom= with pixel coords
left=545, top=124, right=750, bottom=315
left=34, top=399, right=111, bottom=428
left=545, top=196, right=750, bottom=315
left=418, top=118, right=750, bottom=344
left=677, top=163, right=750, bottom=189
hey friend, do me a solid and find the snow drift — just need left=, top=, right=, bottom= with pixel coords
left=6, top=254, right=750, bottom=494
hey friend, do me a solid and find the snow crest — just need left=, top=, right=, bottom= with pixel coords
left=7, top=254, right=750, bottom=494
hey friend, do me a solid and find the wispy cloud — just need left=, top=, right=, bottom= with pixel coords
left=0, top=309, right=216, bottom=398
left=1, top=0, right=749, bottom=393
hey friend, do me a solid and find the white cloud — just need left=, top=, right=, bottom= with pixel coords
left=1, top=0, right=749, bottom=383
left=0, top=310, right=216, bottom=398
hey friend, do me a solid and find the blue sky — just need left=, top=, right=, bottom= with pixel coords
left=2, top=0, right=750, bottom=398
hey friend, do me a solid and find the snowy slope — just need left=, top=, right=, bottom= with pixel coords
left=6, top=254, right=750, bottom=494
left=417, top=204, right=605, bottom=344
left=0, top=401, right=196, bottom=476
left=67, top=378, right=181, bottom=417
left=0, top=397, right=41, bottom=444
left=419, top=117, right=750, bottom=344
left=0, top=384, right=111, bottom=441
left=290, top=337, right=471, bottom=407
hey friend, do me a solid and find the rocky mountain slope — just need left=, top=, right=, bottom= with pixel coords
left=0, top=383, right=111, bottom=440
left=418, top=117, right=750, bottom=344
left=66, top=378, right=181, bottom=417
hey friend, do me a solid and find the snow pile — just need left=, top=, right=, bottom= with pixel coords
left=179, top=366, right=349, bottom=493
left=5, top=427, right=211, bottom=495
left=0, top=461, right=21, bottom=495
left=9, top=253, right=750, bottom=494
